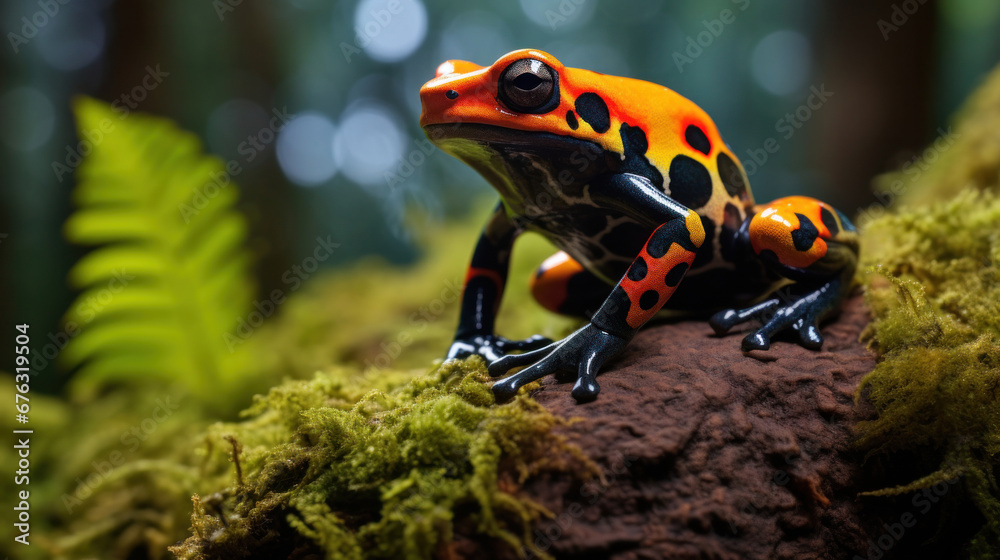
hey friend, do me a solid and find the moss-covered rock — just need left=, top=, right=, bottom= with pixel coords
left=169, top=359, right=593, bottom=559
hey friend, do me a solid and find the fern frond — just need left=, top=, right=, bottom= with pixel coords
left=63, top=97, right=256, bottom=401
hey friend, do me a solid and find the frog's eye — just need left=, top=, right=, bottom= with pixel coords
left=498, top=59, right=559, bottom=114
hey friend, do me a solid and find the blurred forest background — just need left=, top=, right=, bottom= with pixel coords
left=1, top=0, right=998, bottom=394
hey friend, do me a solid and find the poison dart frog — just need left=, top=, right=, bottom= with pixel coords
left=419, top=49, right=858, bottom=403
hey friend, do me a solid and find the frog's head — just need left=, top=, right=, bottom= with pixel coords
left=420, top=49, right=652, bottom=207
left=420, top=49, right=570, bottom=129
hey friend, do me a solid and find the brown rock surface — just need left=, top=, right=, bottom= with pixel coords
left=516, top=294, right=876, bottom=560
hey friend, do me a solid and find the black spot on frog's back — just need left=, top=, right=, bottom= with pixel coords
left=668, top=155, right=713, bottom=209
left=685, top=125, right=711, bottom=155
left=717, top=152, right=747, bottom=198
left=619, top=123, right=663, bottom=187
left=566, top=110, right=579, bottom=130
left=575, top=92, right=610, bottom=133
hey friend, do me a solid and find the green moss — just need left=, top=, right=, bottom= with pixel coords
left=169, top=358, right=593, bottom=560
left=857, top=64, right=1000, bottom=557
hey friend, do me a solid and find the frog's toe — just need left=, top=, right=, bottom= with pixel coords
left=487, top=344, right=556, bottom=377
left=793, top=319, right=823, bottom=349
left=569, top=345, right=609, bottom=402
left=571, top=375, right=600, bottom=402
left=709, top=300, right=781, bottom=336
left=491, top=376, right=522, bottom=402
left=490, top=353, right=562, bottom=402
left=741, top=331, right=771, bottom=351
left=709, top=309, right=739, bottom=335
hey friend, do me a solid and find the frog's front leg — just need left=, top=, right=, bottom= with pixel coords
left=490, top=173, right=705, bottom=402
left=710, top=196, right=859, bottom=351
left=446, top=201, right=553, bottom=363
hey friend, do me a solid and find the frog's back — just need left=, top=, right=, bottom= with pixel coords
left=571, top=72, right=752, bottom=204
left=563, top=70, right=757, bottom=277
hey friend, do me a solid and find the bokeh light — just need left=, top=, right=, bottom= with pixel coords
left=276, top=112, right=339, bottom=187
left=352, top=0, right=427, bottom=63
left=0, top=87, right=56, bottom=152
left=750, top=30, right=811, bottom=96
left=37, top=11, right=105, bottom=71
left=333, top=102, right=406, bottom=186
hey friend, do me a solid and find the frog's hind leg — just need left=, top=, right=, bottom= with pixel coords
left=530, top=251, right=613, bottom=317
left=710, top=196, right=859, bottom=351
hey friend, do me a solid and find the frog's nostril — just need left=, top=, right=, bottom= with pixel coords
left=446, top=90, right=459, bottom=100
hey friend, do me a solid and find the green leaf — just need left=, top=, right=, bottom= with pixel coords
left=62, top=96, right=256, bottom=403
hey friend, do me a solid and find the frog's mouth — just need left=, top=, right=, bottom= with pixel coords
left=423, top=123, right=609, bottom=162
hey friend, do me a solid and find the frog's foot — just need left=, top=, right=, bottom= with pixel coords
left=709, top=278, right=843, bottom=352
left=446, top=334, right=553, bottom=364
left=488, top=324, right=628, bottom=403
